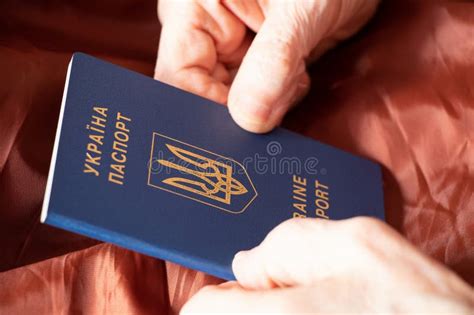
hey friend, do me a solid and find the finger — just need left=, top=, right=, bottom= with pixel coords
left=173, top=67, right=230, bottom=104
left=222, top=0, right=265, bottom=33
left=182, top=275, right=474, bottom=314
left=218, top=32, right=253, bottom=69
left=232, top=217, right=394, bottom=290
left=197, top=0, right=247, bottom=56
left=155, top=24, right=228, bottom=103
left=155, top=0, right=246, bottom=104
left=181, top=278, right=369, bottom=314
left=210, top=62, right=231, bottom=84
left=180, top=281, right=302, bottom=314
left=227, top=7, right=309, bottom=133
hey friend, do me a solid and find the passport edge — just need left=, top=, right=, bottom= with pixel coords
left=45, top=212, right=235, bottom=280
left=41, top=54, right=75, bottom=223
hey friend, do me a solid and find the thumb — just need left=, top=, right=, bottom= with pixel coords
left=231, top=217, right=389, bottom=290
left=227, top=8, right=310, bottom=133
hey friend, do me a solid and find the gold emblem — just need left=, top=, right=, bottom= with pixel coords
left=148, top=133, right=257, bottom=214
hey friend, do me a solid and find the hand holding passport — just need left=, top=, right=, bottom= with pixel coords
left=41, top=53, right=474, bottom=313
left=42, top=53, right=384, bottom=279
left=156, top=0, right=380, bottom=133
left=183, top=218, right=474, bottom=314
left=155, top=2, right=474, bottom=312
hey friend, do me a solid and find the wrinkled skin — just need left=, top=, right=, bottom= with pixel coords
left=155, top=1, right=474, bottom=313
left=155, top=0, right=379, bottom=133
left=182, top=218, right=474, bottom=313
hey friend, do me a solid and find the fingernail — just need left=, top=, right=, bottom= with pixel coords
left=229, top=97, right=275, bottom=133
left=240, top=100, right=272, bottom=122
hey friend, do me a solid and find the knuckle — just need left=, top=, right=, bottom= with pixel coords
left=345, top=216, right=386, bottom=236
left=218, top=24, right=246, bottom=53
left=342, top=217, right=393, bottom=261
left=265, top=218, right=324, bottom=246
left=263, top=219, right=304, bottom=250
left=271, top=218, right=308, bottom=237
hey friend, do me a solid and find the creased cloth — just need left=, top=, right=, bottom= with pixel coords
left=0, top=0, right=473, bottom=314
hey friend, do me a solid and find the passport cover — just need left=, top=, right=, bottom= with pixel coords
left=41, top=53, right=385, bottom=280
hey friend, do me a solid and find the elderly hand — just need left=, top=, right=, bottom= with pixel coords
left=181, top=218, right=474, bottom=313
left=155, top=0, right=379, bottom=133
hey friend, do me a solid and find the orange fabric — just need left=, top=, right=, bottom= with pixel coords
left=0, top=0, right=473, bottom=314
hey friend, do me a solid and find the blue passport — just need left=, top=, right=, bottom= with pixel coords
left=41, top=53, right=385, bottom=280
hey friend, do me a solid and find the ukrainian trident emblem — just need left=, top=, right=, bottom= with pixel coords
left=148, top=133, right=257, bottom=214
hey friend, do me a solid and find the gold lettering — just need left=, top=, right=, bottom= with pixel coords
left=89, top=134, right=104, bottom=146
left=293, top=194, right=306, bottom=203
left=315, top=198, right=329, bottom=210
left=293, top=212, right=307, bottom=218
left=291, top=175, right=308, bottom=217
left=293, top=175, right=306, bottom=186
left=117, top=112, right=131, bottom=122
left=111, top=163, right=125, bottom=175
left=108, top=172, right=124, bottom=185
left=83, top=163, right=99, bottom=176
left=316, top=209, right=329, bottom=219
left=86, top=143, right=101, bottom=155
left=91, top=115, right=106, bottom=128
left=85, top=152, right=101, bottom=166
left=112, top=141, right=128, bottom=154
left=293, top=184, right=307, bottom=198
left=115, top=130, right=129, bottom=142
left=111, top=152, right=126, bottom=163
left=314, top=179, right=330, bottom=219
left=108, top=111, right=131, bottom=186
left=86, top=124, right=105, bottom=134
left=315, top=179, right=329, bottom=190
left=84, top=107, right=108, bottom=178
left=94, top=107, right=108, bottom=117
left=293, top=203, right=307, bottom=213
left=116, top=121, right=129, bottom=133
left=315, top=189, right=329, bottom=200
